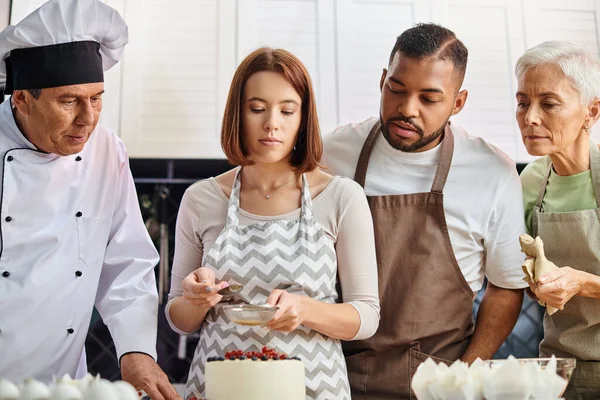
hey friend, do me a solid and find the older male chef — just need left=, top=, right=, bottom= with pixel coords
left=0, top=1, right=180, bottom=398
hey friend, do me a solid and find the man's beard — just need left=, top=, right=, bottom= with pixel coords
left=380, top=114, right=448, bottom=152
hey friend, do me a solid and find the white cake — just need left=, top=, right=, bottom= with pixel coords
left=205, top=348, right=305, bottom=400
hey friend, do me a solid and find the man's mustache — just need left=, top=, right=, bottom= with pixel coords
left=385, top=116, right=423, bottom=135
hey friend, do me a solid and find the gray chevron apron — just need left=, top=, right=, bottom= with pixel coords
left=185, top=167, right=351, bottom=400
left=533, top=142, right=600, bottom=399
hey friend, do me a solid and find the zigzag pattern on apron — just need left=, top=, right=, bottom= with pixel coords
left=185, top=168, right=351, bottom=400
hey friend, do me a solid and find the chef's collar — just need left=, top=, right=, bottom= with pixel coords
left=0, top=99, right=38, bottom=150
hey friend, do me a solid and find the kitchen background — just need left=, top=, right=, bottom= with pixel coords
left=5, top=0, right=600, bottom=384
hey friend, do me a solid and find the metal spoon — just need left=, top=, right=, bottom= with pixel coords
left=217, top=283, right=243, bottom=301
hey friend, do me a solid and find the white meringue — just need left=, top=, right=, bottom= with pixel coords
left=49, top=383, right=82, bottom=400
left=83, top=379, right=119, bottom=400
left=0, top=378, right=20, bottom=400
left=18, top=379, right=51, bottom=400
left=111, top=381, right=139, bottom=400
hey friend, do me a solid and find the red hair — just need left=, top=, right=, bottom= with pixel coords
left=221, top=47, right=322, bottom=173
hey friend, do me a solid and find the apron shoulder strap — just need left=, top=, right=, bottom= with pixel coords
left=226, top=167, right=242, bottom=226
left=589, top=141, right=600, bottom=207
left=534, top=159, right=552, bottom=210
left=430, top=123, right=454, bottom=194
left=354, top=120, right=381, bottom=188
left=300, top=173, right=314, bottom=220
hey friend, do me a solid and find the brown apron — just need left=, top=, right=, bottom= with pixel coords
left=532, top=142, right=600, bottom=400
left=343, top=121, right=475, bottom=399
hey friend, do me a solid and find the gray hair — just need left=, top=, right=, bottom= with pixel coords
left=27, top=89, right=42, bottom=99
left=10, top=89, right=42, bottom=108
left=515, top=41, right=600, bottom=105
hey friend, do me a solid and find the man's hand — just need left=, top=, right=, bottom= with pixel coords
left=533, top=267, right=584, bottom=310
left=121, top=353, right=181, bottom=400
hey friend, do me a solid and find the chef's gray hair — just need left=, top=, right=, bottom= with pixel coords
left=27, top=89, right=42, bottom=99
left=515, top=41, right=600, bottom=105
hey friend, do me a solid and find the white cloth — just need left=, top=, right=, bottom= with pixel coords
left=0, top=99, right=159, bottom=383
left=323, top=117, right=527, bottom=291
left=0, top=0, right=127, bottom=80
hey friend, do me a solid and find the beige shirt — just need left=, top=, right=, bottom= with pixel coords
left=167, top=175, right=380, bottom=340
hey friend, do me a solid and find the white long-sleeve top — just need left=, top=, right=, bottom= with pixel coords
left=0, top=99, right=159, bottom=383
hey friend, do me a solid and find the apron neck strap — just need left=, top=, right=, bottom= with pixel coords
left=354, top=121, right=381, bottom=188
left=535, top=141, right=600, bottom=210
left=300, top=173, right=313, bottom=220
left=227, top=167, right=243, bottom=226
left=431, top=124, right=454, bottom=194
left=353, top=120, right=455, bottom=194
left=590, top=142, right=600, bottom=207
left=227, top=167, right=313, bottom=225
left=534, top=162, right=552, bottom=210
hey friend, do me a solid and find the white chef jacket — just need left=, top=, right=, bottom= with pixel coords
left=0, top=99, right=160, bottom=383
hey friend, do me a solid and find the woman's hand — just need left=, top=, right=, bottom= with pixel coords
left=181, top=267, right=228, bottom=308
left=524, top=257, right=540, bottom=301
left=525, top=283, right=539, bottom=301
left=532, top=267, right=584, bottom=310
left=266, top=290, right=306, bottom=332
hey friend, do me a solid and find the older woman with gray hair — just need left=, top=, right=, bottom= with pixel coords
left=517, top=41, right=600, bottom=399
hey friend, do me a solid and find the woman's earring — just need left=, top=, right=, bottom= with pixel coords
left=584, top=118, right=591, bottom=130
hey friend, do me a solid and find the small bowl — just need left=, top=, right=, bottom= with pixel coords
left=222, top=304, right=279, bottom=326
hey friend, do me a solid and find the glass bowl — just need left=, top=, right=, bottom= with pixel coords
left=222, top=304, right=279, bottom=326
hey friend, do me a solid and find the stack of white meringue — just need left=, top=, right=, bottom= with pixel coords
left=411, top=355, right=568, bottom=400
left=0, top=373, right=140, bottom=400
